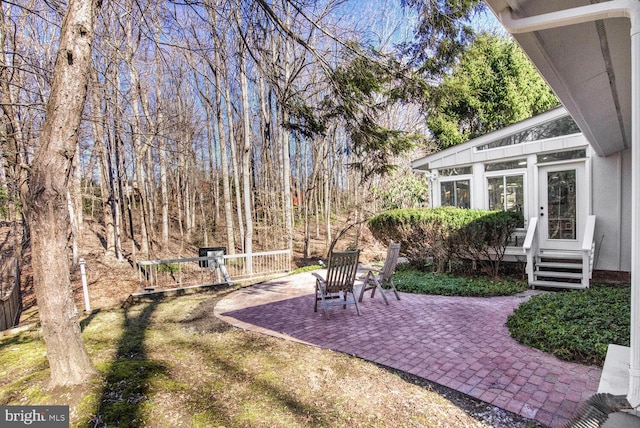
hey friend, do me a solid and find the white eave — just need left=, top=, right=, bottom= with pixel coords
left=485, top=0, right=632, bottom=157
left=411, top=106, right=576, bottom=171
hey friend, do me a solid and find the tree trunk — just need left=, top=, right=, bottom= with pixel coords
left=215, top=49, right=235, bottom=254
left=21, top=0, right=98, bottom=387
left=238, top=43, right=253, bottom=264
left=89, top=70, right=117, bottom=257
left=124, top=0, right=149, bottom=256
left=159, top=139, right=169, bottom=249
left=228, top=103, right=245, bottom=253
left=0, top=5, right=27, bottom=275
left=280, top=107, right=293, bottom=253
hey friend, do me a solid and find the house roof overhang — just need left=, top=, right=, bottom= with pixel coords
left=484, top=0, right=633, bottom=157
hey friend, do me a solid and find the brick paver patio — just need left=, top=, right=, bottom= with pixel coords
left=214, top=271, right=602, bottom=428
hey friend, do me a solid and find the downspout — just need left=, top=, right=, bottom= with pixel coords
left=496, top=0, right=640, bottom=408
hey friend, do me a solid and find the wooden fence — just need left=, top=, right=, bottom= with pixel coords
left=0, top=257, right=20, bottom=331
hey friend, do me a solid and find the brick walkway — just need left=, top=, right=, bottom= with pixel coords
left=214, top=271, right=602, bottom=428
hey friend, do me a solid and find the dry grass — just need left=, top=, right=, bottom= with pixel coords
left=0, top=289, right=541, bottom=427
left=0, top=219, right=542, bottom=427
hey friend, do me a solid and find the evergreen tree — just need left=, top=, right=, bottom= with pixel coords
left=427, top=34, right=558, bottom=150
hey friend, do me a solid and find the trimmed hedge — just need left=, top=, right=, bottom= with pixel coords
left=368, top=207, right=522, bottom=276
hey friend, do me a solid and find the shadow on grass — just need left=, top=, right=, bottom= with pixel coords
left=89, top=287, right=332, bottom=426
left=91, top=298, right=165, bottom=428
left=179, top=331, right=331, bottom=426
left=79, top=309, right=101, bottom=332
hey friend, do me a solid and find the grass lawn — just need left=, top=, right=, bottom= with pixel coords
left=0, top=286, right=537, bottom=427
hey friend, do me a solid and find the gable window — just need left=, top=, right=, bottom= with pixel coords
left=475, top=115, right=580, bottom=151
left=441, top=180, right=470, bottom=208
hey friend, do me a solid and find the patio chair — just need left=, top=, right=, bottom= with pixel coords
left=358, top=242, right=401, bottom=305
left=313, top=250, right=361, bottom=318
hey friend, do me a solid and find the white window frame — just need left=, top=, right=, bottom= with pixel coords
left=485, top=170, right=528, bottom=222
left=438, top=175, right=473, bottom=208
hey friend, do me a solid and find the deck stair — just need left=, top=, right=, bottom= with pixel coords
left=531, top=249, right=590, bottom=289
left=523, top=215, right=596, bottom=290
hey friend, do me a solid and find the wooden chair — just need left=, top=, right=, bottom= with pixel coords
left=358, top=243, right=401, bottom=305
left=313, top=250, right=361, bottom=318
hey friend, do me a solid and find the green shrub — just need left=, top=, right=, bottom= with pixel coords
left=506, top=285, right=630, bottom=365
left=393, top=267, right=527, bottom=297
left=368, top=207, right=522, bottom=276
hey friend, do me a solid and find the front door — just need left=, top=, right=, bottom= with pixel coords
left=538, top=162, right=586, bottom=250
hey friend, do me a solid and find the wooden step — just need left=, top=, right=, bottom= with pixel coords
left=536, top=261, right=582, bottom=269
left=530, top=280, right=588, bottom=290
left=538, top=249, right=582, bottom=259
left=534, top=270, right=583, bottom=279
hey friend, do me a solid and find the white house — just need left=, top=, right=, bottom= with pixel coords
left=459, top=0, right=640, bottom=410
left=412, top=106, right=632, bottom=290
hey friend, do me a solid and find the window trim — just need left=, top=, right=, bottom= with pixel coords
left=485, top=172, right=527, bottom=226
left=439, top=176, right=472, bottom=208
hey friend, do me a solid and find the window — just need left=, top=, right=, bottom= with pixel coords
left=438, top=166, right=472, bottom=176
left=537, top=149, right=586, bottom=164
left=441, top=180, right=470, bottom=208
left=485, top=159, right=527, bottom=172
left=487, top=175, right=524, bottom=226
left=475, top=115, right=580, bottom=151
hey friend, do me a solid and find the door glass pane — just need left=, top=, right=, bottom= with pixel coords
left=505, top=175, right=524, bottom=215
left=455, top=180, right=470, bottom=208
left=487, top=177, right=503, bottom=210
left=547, top=170, right=576, bottom=240
left=441, top=182, right=455, bottom=206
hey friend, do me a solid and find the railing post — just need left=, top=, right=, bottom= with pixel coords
left=581, top=216, right=597, bottom=289
left=582, top=252, right=590, bottom=289
left=80, top=258, right=91, bottom=313
left=522, top=217, right=539, bottom=286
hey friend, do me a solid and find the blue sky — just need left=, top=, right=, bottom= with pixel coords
left=332, top=0, right=506, bottom=52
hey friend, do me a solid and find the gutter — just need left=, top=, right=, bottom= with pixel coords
left=499, top=1, right=640, bottom=35
left=495, top=0, right=640, bottom=409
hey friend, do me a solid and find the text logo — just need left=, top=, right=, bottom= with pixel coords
left=0, top=406, right=69, bottom=427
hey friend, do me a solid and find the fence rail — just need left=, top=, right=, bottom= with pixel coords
left=137, top=249, right=291, bottom=292
left=0, top=258, right=20, bottom=331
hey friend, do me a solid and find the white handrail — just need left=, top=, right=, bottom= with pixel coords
left=582, top=216, right=597, bottom=287
left=137, top=249, right=291, bottom=291
left=522, top=217, right=539, bottom=286
left=522, top=217, right=539, bottom=252
left=582, top=215, right=597, bottom=252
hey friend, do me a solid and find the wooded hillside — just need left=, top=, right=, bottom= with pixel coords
left=1, top=0, right=431, bottom=274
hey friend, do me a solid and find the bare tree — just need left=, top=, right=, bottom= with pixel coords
left=21, top=0, right=99, bottom=387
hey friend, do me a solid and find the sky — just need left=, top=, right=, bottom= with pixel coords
left=337, top=0, right=506, bottom=48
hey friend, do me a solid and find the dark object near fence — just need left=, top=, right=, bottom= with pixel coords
left=198, top=247, right=226, bottom=268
